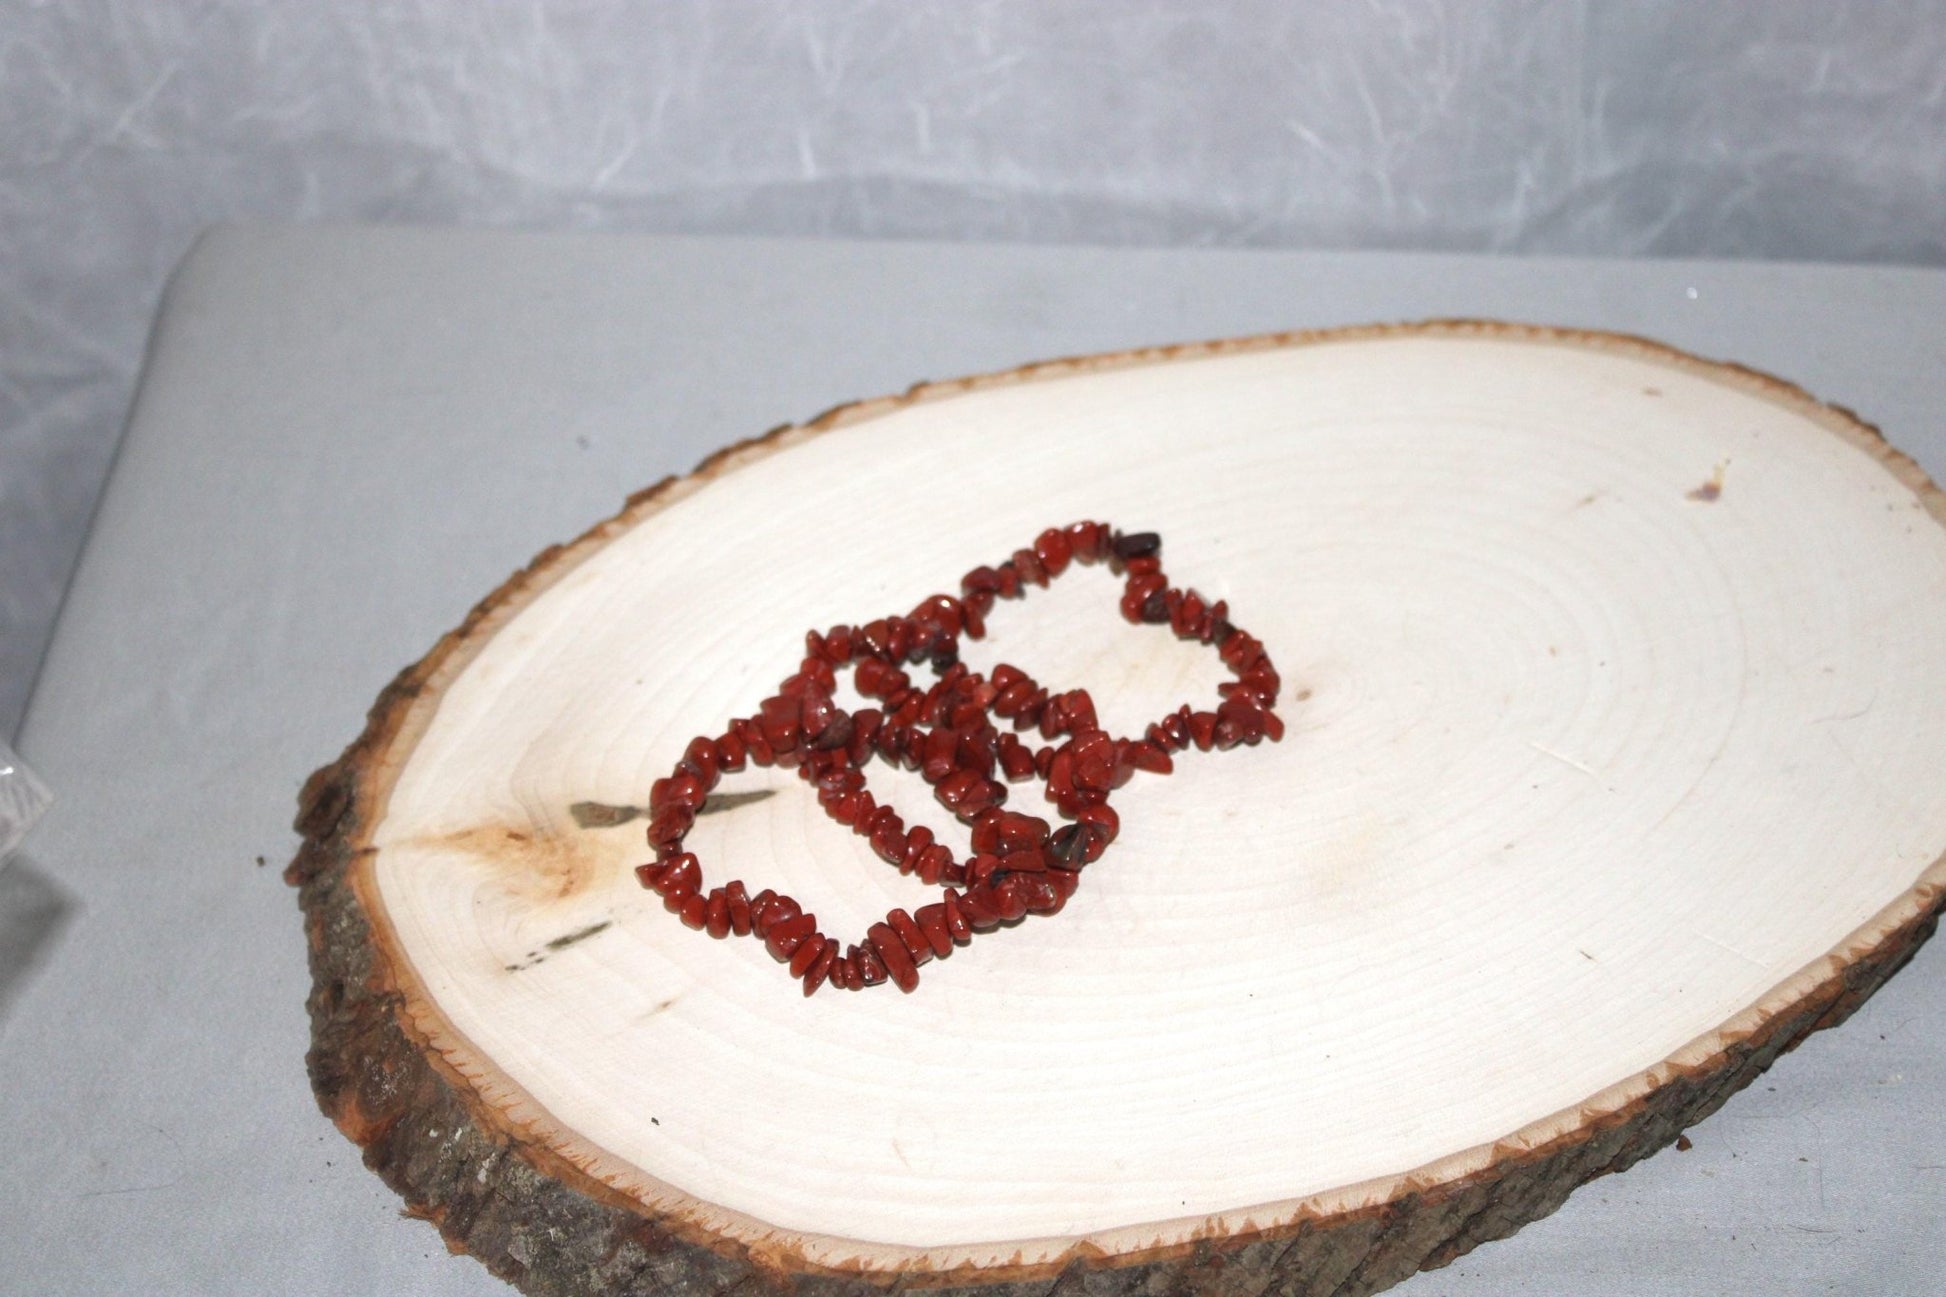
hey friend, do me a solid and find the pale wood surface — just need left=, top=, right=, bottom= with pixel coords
left=345, top=326, right=1946, bottom=1275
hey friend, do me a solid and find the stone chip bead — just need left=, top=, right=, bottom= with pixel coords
left=990, top=878, right=1030, bottom=922
left=1066, top=520, right=1110, bottom=563
left=765, top=912, right=818, bottom=962
left=704, top=889, right=732, bottom=939
left=751, top=891, right=799, bottom=938
left=647, top=853, right=700, bottom=896
left=913, top=903, right=956, bottom=959
left=801, top=942, right=839, bottom=995
left=853, top=943, right=888, bottom=986
left=954, top=886, right=1002, bottom=931
left=725, top=880, right=753, bottom=936
left=1033, top=526, right=1073, bottom=577
left=868, top=922, right=921, bottom=992
left=1047, top=822, right=1103, bottom=870
left=1074, top=801, right=1120, bottom=846
left=788, top=933, right=830, bottom=978
left=1015, top=874, right=1065, bottom=915
left=941, top=890, right=974, bottom=944
left=678, top=736, right=723, bottom=786
left=886, top=908, right=933, bottom=967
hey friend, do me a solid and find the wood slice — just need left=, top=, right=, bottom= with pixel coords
left=288, top=322, right=1946, bottom=1297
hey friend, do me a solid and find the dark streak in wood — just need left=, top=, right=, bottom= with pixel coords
left=571, top=791, right=773, bottom=832
left=699, top=790, right=778, bottom=817
left=571, top=802, right=642, bottom=830
left=504, top=921, right=614, bottom=973
left=547, top=921, right=613, bottom=952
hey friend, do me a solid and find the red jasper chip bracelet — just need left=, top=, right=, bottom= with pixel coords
left=635, top=522, right=1286, bottom=997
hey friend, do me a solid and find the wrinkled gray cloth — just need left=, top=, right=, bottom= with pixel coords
left=3, top=224, right=1943, bottom=1295
left=5, top=1, right=1946, bottom=737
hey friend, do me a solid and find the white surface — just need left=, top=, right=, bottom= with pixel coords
left=375, top=333, right=1946, bottom=1259
left=4, top=226, right=1946, bottom=1292
left=8, top=2, right=1946, bottom=737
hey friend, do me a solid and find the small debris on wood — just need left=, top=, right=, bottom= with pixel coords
left=1688, top=461, right=1729, bottom=502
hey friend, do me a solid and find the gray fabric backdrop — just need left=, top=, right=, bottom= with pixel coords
left=4, top=0, right=1945, bottom=738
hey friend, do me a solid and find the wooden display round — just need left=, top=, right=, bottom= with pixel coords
left=288, top=323, right=1946, bottom=1297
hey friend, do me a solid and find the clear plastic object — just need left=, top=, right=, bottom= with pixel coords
left=0, top=739, right=52, bottom=865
